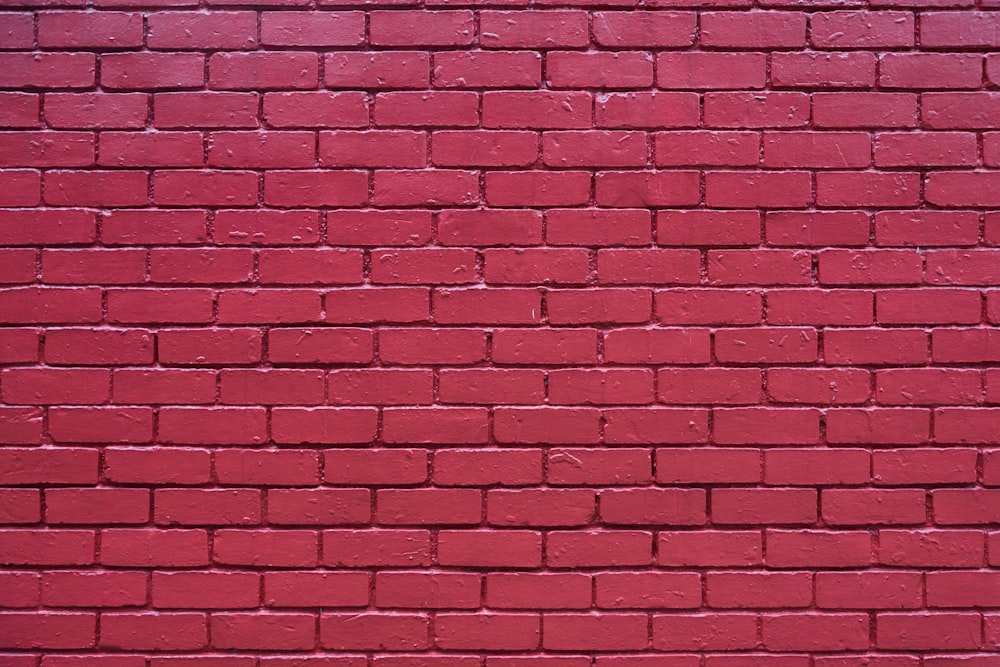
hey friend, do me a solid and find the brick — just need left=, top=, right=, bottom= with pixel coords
left=104, top=447, right=211, bottom=485
left=487, top=489, right=594, bottom=527
left=486, top=573, right=591, bottom=610
left=705, top=92, right=810, bottom=128
left=879, top=530, right=984, bottom=567
left=659, top=531, right=762, bottom=567
left=877, top=289, right=981, bottom=325
left=547, top=51, right=654, bottom=89
left=99, top=529, right=208, bottom=568
left=101, top=53, right=205, bottom=90
left=657, top=131, right=759, bottom=167
left=155, top=92, right=259, bottom=129
left=596, top=92, right=699, bottom=128
left=328, top=369, right=432, bottom=406
left=763, top=614, right=870, bottom=651
left=771, top=52, right=876, bottom=88
left=439, top=369, right=545, bottom=405
left=706, top=171, right=811, bottom=208
left=933, top=489, right=1000, bottom=524
left=214, top=530, right=318, bottom=567
left=767, top=530, right=873, bottom=568
left=379, top=328, right=484, bottom=365
left=155, top=489, right=261, bottom=526
left=544, top=614, right=648, bottom=651
left=596, top=572, right=700, bottom=609
left=875, top=449, right=978, bottom=486
left=0, top=489, right=40, bottom=524
left=480, top=11, right=587, bottom=48
left=483, top=92, right=592, bottom=129
left=0, top=93, right=39, bottom=128
left=765, top=449, right=871, bottom=486
left=933, top=329, right=1000, bottom=363
left=605, top=328, right=709, bottom=364
left=261, top=11, right=364, bottom=46
left=486, top=248, right=589, bottom=285
left=375, top=92, right=478, bottom=128
left=880, top=53, right=983, bottom=89
left=377, top=489, right=481, bottom=525
left=46, top=170, right=147, bottom=207
left=0, top=53, right=95, bottom=89
left=265, top=571, right=368, bottom=608
left=102, top=210, right=206, bottom=246
left=376, top=572, right=479, bottom=609
left=876, top=368, right=981, bottom=405
left=545, top=448, right=649, bottom=485
left=814, top=92, right=917, bottom=128
left=495, top=407, right=600, bottom=445
left=592, top=11, right=695, bottom=47
left=256, top=246, right=366, bottom=286
left=323, top=530, right=431, bottom=568
left=211, top=613, right=315, bottom=650
left=921, top=11, right=1000, bottom=47
left=264, top=170, right=367, bottom=208
left=373, top=248, right=476, bottom=284
left=604, top=407, right=709, bottom=444
left=0, top=612, right=96, bottom=649
left=823, top=489, right=926, bottom=526
left=827, top=408, right=930, bottom=445
left=325, top=288, right=430, bottom=324
left=712, top=488, right=818, bottom=525
left=264, top=92, right=368, bottom=128
left=370, top=10, right=474, bottom=46
left=493, top=328, right=598, bottom=365
left=0, top=571, right=39, bottom=607
left=100, top=132, right=203, bottom=168
left=651, top=613, right=758, bottom=651
left=48, top=407, right=152, bottom=443
left=152, top=572, right=259, bottom=609
left=324, top=449, right=426, bottom=486
left=101, top=612, right=206, bottom=651
left=926, top=572, right=1000, bottom=607
left=434, top=450, right=540, bottom=487
left=764, top=131, right=871, bottom=168
left=158, top=328, right=261, bottom=366
left=877, top=613, right=981, bottom=650
left=325, top=52, right=428, bottom=90
left=657, top=449, right=761, bottom=485
left=817, top=572, right=922, bottom=609
left=0, top=530, right=95, bottom=566
left=707, top=572, right=811, bottom=608
left=702, top=11, right=806, bottom=47
left=600, top=488, right=706, bottom=526
left=437, top=530, right=542, bottom=568
left=321, top=613, right=429, bottom=651
left=434, top=51, right=541, bottom=88
left=374, top=170, right=478, bottom=206
left=811, top=11, right=914, bottom=48
left=487, top=171, right=590, bottom=207
left=0, top=287, right=102, bottom=324
left=44, top=93, right=147, bottom=130
left=216, top=449, right=319, bottom=486
left=545, top=131, right=645, bottom=168
left=146, top=11, right=257, bottom=49
left=435, top=613, right=540, bottom=651
left=546, top=530, right=653, bottom=567
left=439, top=209, right=542, bottom=247
left=435, top=288, right=541, bottom=325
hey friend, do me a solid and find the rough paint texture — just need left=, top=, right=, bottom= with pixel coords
left=0, top=0, right=999, bottom=665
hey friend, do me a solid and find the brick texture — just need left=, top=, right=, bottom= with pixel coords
left=0, top=1, right=998, bottom=664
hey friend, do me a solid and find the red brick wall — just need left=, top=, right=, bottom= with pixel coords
left=1, top=1, right=999, bottom=664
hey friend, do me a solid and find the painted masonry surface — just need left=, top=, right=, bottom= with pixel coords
left=0, top=1, right=999, bottom=665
